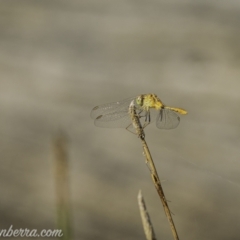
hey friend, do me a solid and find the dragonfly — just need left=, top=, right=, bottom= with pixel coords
left=91, top=93, right=187, bottom=130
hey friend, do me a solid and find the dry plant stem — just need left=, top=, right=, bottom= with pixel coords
left=141, top=137, right=179, bottom=240
left=138, top=190, right=157, bottom=240
left=53, top=133, right=72, bottom=240
left=129, top=101, right=179, bottom=240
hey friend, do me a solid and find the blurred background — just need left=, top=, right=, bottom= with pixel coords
left=1, top=0, right=240, bottom=239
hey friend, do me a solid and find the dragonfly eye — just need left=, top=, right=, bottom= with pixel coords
left=136, top=96, right=144, bottom=106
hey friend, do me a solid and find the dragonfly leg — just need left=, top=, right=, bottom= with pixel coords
left=145, top=112, right=148, bottom=122
left=159, top=109, right=163, bottom=121
left=137, top=109, right=144, bottom=118
left=142, top=111, right=150, bottom=128
left=126, top=124, right=137, bottom=135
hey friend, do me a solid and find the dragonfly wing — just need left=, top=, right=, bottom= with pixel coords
left=156, top=108, right=180, bottom=129
left=90, top=97, right=135, bottom=119
left=94, top=111, right=132, bottom=128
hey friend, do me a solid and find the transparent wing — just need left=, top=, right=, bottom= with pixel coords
left=91, top=96, right=155, bottom=129
left=156, top=108, right=180, bottom=129
left=94, top=111, right=131, bottom=128
left=95, top=113, right=153, bottom=129
left=90, top=97, right=135, bottom=120
left=91, top=97, right=139, bottom=128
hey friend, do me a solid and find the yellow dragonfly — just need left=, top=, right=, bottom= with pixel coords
left=91, top=93, right=187, bottom=130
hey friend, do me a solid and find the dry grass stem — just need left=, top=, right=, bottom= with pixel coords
left=138, top=190, right=157, bottom=240
left=53, top=132, right=72, bottom=240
